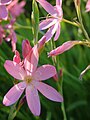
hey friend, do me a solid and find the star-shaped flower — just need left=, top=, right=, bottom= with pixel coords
left=3, top=39, right=63, bottom=116
left=36, top=0, right=63, bottom=42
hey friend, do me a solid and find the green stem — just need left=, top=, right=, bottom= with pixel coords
left=74, top=0, right=90, bottom=40
left=62, top=18, right=79, bottom=27
left=79, top=23, right=90, bottom=41
left=14, top=22, right=32, bottom=30
left=60, top=79, right=67, bottom=120
left=50, top=39, right=67, bottom=120
left=57, top=73, right=67, bottom=120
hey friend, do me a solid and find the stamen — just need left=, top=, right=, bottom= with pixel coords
left=24, top=76, right=32, bottom=84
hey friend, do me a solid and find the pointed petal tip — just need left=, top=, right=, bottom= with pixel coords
left=58, top=95, right=63, bottom=102
left=33, top=111, right=40, bottom=116
left=3, top=96, right=10, bottom=106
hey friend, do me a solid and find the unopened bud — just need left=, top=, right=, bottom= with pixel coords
left=53, top=72, right=58, bottom=81
left=13, top=50, right=21, bottom=64
left=22, top=40, right=32, bottom=58
left=48, top=41, right=79, bottom=57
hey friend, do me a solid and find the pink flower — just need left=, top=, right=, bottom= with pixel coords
left=36, top=0, right=63, bottom=42
left=0, top=0, right=12, bottom=20
left=86, top=0, right=90, bottom=12
left=3, top=40, right=63, bottom=116
left=7, top=0, right=26, bottom=18
left=5, top=19, right=17, bottom=52
left=48, top=41, right=79, bottom=57
left=5, top=29, right=17, bottom=52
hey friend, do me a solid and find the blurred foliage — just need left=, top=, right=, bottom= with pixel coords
left=0, top=0, right=90, bottom=120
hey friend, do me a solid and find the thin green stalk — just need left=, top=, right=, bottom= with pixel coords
left=57, top=72, right=67, bottom=120
left=14, top=22, right=32, bottom=30
left=62, top=18, right=79, bottom=27
left=60, top=78, right=67, bottom=120
left=49, top=37, right=68, bottom=120
left=50, top=40, right=67, bottom=120
left=74, top=0, right=90, bottom=40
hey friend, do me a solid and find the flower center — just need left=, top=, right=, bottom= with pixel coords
left=24, top=75, right=32, bottom=84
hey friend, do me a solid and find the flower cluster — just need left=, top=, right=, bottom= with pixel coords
left=0, top=0, right=90, bottom=117
left=0, top=0, right=26, bottom=51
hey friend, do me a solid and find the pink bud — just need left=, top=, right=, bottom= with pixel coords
left=22, top=40, right=32, bottom=58
left=48, top=41, right=79, bottom=57
left=13, top=50, right=21, bottom=64
left=53, top=72, right=58, bottom=81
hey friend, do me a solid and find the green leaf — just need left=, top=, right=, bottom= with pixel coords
left=31, top=0, right=39, bottom=43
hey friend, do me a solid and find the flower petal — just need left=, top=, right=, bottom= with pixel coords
left=36, top=0, right=56, bottom=16
left=24, top=45, right=39, bottom=73
left=86, top=0, right=90, bottom=12
left=0, top=5, right=8, bottom=20
left=0, top=0, right=12, bottom=5
left=26, top=85, right=40, bottom=116
left=39, top=18, right=57, bottom=30
left=36, top=82, right=63, bottom=102
left=45, top=22, right=59, bottom=42
left=48, top=41, right=79, bottom=57
left=22, top=40, right=32, bottom=58
left=54, top=23, right=60, bottom=41
left=38, top=36, right=46, bottom=53
left=13, top=50, right=21, bottom=64
left=4, top=60, right=26, bottom=80
left=3, top=82, right=26, bottom=106
left=33, top=64, right=56, bottom=81
left=56, top=0, right=62, bottom=6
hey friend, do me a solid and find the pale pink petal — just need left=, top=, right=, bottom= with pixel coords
left=54, top=5, right=63, bottom=18
left=7, top=0, right=18, bottom=10
left=11, top=40, right=16, bottom=52
left=39, top=18, right=57, bottom=30
left=13, top=50, right=21, bottom=64
left=38, top=36, right=46, bottom=48
left=33, top=64, right=56, bottom=81
left=36, top=0, right=56, bottom=16
left=26, top=85, right=40, bottom=116
left=36, top=82, right=63, bottom=102
left=0, top=0, right=12, bottom=5
left=8, top=1, right=26, bottom=18
left=56, top=0, right=62, bottom=6
left=86, top=0, right=90, bottom=12
left=3, top=82, right=26, bottom=106
left=54, top=23, right=60, bottom=41
left=48, top=41, right=79, bottom=57
left=18, top=1, right=26, bottom=9
left=4, top=60, right=26, bottom=80
left=22, top=40, right=32, bottom=58
left=24, top=45, right=39, bottom=73
left=0, top=5, right=8, bottom=20
left=38, top=36, right=46, bottom=53
left=45, top=23, right=59, bottom=42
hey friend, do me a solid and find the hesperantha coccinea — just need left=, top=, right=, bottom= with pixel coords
left=3, top=39, right=63, bottom=116
left=36, top=0, right=63, bottom=42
